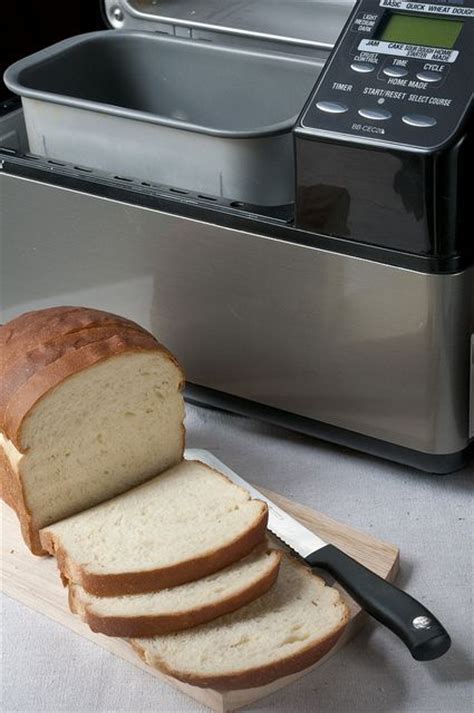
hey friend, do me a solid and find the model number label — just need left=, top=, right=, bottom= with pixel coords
left=352, top=123, right=386, bottom=134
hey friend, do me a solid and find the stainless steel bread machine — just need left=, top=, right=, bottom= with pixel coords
left=1, top=0, right=473, bottom=472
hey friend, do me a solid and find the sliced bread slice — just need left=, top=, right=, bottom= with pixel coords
left=40, top=460, right=268, bottom=596
left=69, top=547, right=282, bottom=637
left=131, top=555, right=349, bottom=690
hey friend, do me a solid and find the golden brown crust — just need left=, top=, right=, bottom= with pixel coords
left=40, top=502, right=269, bottom=596
left=0, top=325, right=152, bottom=426
left=0, top=306, right=185, bottom=447
left=4, top=331, right=182, bottom=450
left=0, top=445, right=45, bottom=555
left=68, top=550, right=282, bottom=637
left=0, top=309, right=152, bottom=419
left=0, top=306, right=150, bottom=368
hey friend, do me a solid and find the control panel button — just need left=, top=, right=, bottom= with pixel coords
left=416, top=70, right=442, bottom=83
left=402, top=114, right=437, bottom=128
left=350, top=61, right=375, bottom=73
left=358, top=108, right=392, bottom=121
left=383, top=66, right=408, bottom=78
left=315, top=101, right=349, bottom=114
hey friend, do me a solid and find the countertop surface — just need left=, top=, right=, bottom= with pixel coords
left=2, top=403, right=473, bottom=713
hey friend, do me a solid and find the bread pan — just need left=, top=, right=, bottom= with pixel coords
left=4, top=31, right=322, bottom=205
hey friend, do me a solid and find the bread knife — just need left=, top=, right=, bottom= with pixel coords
left=187, top=450, right=451, bottom=661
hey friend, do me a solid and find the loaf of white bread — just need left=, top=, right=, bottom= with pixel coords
left=0, top=306, right=349, bottom=690
left=0, top=307, right=186, bottom=555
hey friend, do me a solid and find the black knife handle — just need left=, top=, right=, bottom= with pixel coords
left=307, top=544, right=451, bottom=661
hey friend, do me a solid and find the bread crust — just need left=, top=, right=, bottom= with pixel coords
left=40, top=501, right=268, bottom=596
left=68, top=550, right=282, bottom=637
left=0, top=306, right=150, bottom=368
left=0, top=444, right=45, bottom=555
left=0, top=308, right=153, bottom=417
left=3, top=332, right=183, bottom=451
left=0, top=325, right=153, bottom=427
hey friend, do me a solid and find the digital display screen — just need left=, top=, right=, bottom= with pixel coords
left=379, top=14, right=463, bottom=49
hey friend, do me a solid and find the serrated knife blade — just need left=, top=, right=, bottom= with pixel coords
left=189, top=450, right=325, bottom=557
left=186, top=449, right=451, bottom=662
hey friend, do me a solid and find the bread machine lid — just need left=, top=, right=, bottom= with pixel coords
left=102, top=0, right=356, bottom=50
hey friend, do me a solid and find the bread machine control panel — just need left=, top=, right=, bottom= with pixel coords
left=298, top=0, right=473, bottom=149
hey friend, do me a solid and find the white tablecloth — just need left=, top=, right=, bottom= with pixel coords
left=2, top=404, right=473, bottom=713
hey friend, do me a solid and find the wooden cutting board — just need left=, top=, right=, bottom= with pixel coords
left=1, top=485, right=399, bottom=713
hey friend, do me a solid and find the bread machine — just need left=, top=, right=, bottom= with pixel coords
left=1, top=0, right=473, bottom=473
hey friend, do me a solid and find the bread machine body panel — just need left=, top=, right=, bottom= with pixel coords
left=1, top=173, right=472, bottom=472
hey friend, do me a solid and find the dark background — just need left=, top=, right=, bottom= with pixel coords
left=1, top=3, right=105, bottom=100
